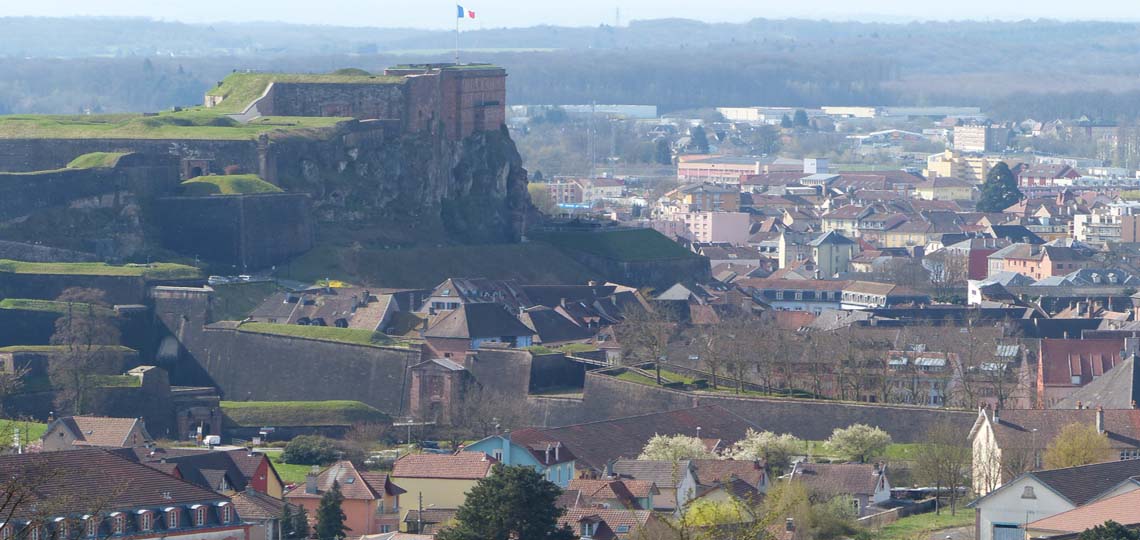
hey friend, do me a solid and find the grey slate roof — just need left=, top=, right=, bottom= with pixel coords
left=1054, top=356, right=1140, bottom=410
left=612, top=460, right=692, bottom=490
left=423, top=303, right=536, bottom=339
left=1029, top=459, right=1140, bottom=506
left=808, top=230, right=856, bottom=247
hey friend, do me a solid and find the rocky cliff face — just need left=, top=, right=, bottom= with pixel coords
left=270, top=123, right=529, bottom=245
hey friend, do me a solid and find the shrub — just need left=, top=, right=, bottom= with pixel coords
left=282, top=435, right=342, bottom=465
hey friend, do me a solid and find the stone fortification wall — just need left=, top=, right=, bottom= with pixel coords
left=548, top=373, right=976, bottom=443
left=0, top=273, right=149, bottom=305
left=261, top=83, right=407, bottom=120
left=192, top=327, right=418, bottom=413
left=463, top=349, right=533, bottom=395
left=0, top=138, right=258, bottom=175
left=152, top=287, right=418, bottom=414
left=155, top=193, right=313, bottom=269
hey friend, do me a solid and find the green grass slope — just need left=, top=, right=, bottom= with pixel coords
left=66, top=152, right=129, bottom=169
left=221, top=400, right=390, bottom=427
left=532, top=228, right=697, bottom=262
left=237, top=322, right=404, bottom=348
left=182, top=174, right=283, bottom=196
left=278, top=243, right=599, bottom=289
left=0, top=111, right=347, bottom=140
left=0, top=259, right=200, bottom=279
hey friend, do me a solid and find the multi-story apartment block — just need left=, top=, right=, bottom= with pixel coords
left=954, top=125, right=1010, bottom=153
left=1073, top=202, right=1140, bottom=246
left=924, top=150, right=996, bottom=182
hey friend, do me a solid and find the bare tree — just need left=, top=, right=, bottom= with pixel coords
left=49, top=288, right=121, bottom=415
left=927, top=249, right=971, bottom=299
left=449, top=385, right=531, bottom=443
left=914, top=420, right=971, bottom=515
left=614, top=304, right=679, bottom=384
left=930, top=315, right=1023, bottom=409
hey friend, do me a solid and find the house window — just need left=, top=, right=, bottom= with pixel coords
left=220, top=505, right=233, bottom=524
left=139, top=512, right=153, bottom=532
left=557, top=466, right=563, bottom=484
left=1021, top=486, right=1037, bottom=499
left=85, top=518, right=99, bottom=537
left=381, top=525, right=391, bottom=533
left=194, top=506, right=207, bottom=527
left=167, top=509, right=179, bottom=529
left=492, top=449, right=503, bottom=461
left=775, top=291, right=784, bottom=300
left=112, top=514, right=126, bottom=535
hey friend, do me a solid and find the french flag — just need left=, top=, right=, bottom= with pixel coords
left=456, top=5, right=475, bottom=18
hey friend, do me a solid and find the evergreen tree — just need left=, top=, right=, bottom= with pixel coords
left=654, top=138, right=672, bottom=164
left=1078, top=521, right=1140, bottom=540
left=780, top=114, right=793, bottom=128
left=690, top=126, right=710, bottom=153
left=281, top=504, right=310, bottom=539
left=976, top=161, right=1023, bottom=212
left=436, top=465, right=575, bottom=540
left=793, top=109, right=809, bottom=127
left=315, top=481, right=348, bottom=540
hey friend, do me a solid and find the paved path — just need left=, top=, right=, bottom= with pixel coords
left=929, top=525, right=974, bottom=540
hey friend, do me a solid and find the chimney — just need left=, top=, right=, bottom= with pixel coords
left=305, top=465, right=319, bottom=494
left=1097, top=406, right=1105, bottom=434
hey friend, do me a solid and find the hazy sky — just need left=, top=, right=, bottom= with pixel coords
left=9, top=0, right=1137, bottom=28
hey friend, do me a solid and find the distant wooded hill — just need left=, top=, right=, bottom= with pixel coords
left=3, top=17, right=1140, bottom=119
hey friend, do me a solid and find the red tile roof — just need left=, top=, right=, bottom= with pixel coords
left=786, top=462, right=885, bottom=498
left=1039, top=338, right=1125, bottom=387
left=52, top=416, right=149, bottom=448
left=392, top=453, right=496, bottom=480
left=691, top=459, right=766, bottom=488
left=0, top=448, right=228, bottom=521
left=559, top=508, right=654, bottom=537
left=285, top=460, right=405, bottom=500
left=1026, top=487, right=1140, bottom=533
left=1028, top=485, right=1140, bottom=533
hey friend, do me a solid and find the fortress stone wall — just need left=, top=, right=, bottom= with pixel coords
left=559, top=373, right=975, bottom=443
left=152, top=286, right=420, bottom=415
left=156, top=193, right=314, bottom=269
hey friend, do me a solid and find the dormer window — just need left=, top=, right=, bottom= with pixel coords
left=54, top=518, right=69, bottom=540
left=138, top=511, right=153, bottom=532
left=110, top=513, right=126, bottom=535
left=84, top=517, right=99, bottom=537
left=219, top=504, right=233, bottom=524
left=166, top=508, right=180, bottom=529
left=191, top=505, right=207, bottom=527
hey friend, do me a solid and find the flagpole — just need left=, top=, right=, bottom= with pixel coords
left=455, top=10, right=460, bottom=64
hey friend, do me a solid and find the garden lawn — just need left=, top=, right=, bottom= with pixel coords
left=875, top=511, right=974, bottom=540
left=269, top=453, right=313, bottom=485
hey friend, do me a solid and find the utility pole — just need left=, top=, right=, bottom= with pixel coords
left=417, top=492, right=423, bottom=533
